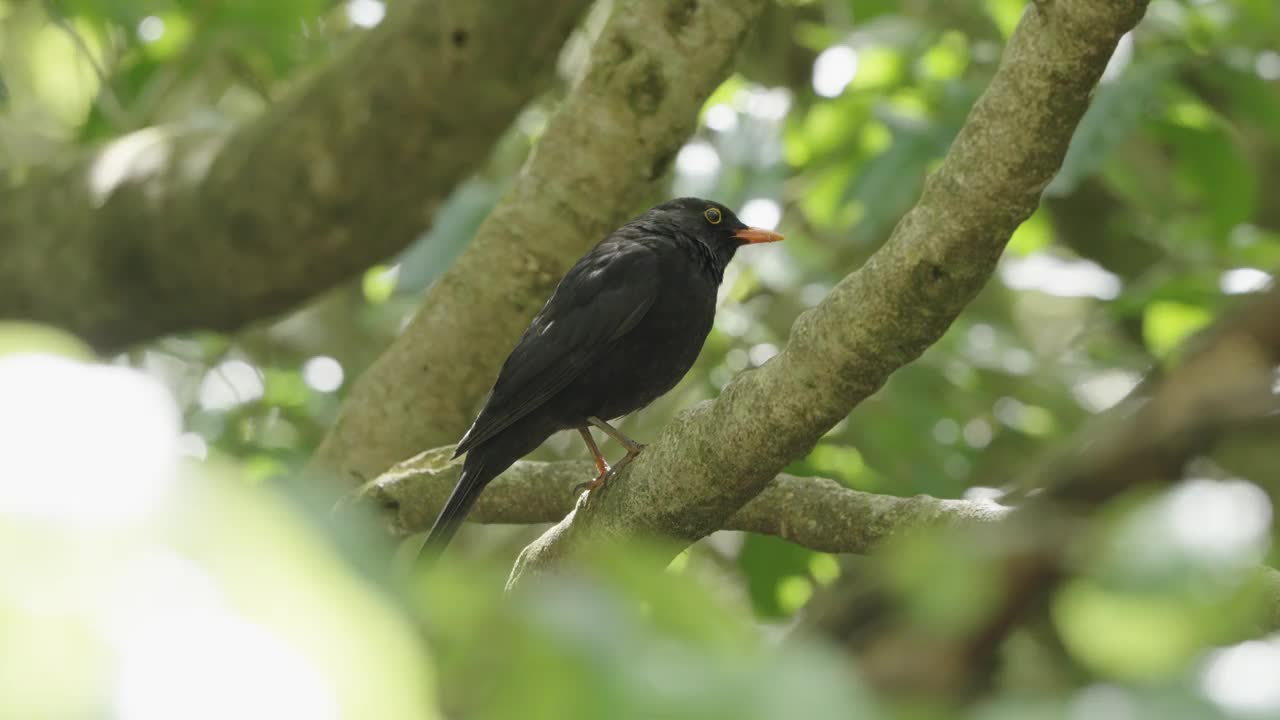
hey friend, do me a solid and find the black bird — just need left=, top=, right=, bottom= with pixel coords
left=421, top=197, right=783, bottom=556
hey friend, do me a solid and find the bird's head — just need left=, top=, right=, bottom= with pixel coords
left=642, top=197, right=783, bottom=274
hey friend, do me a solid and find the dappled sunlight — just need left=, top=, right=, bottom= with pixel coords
left=303, top=356, right=345, bottom=393
left=87, top=128, right=173, bottom=207
left=137, top=16, right=165, bottom=43
left=1257, top=51, right=1280, bottom=81
left=4, top=0, right=1280, bottom=716
left=747, top=343, right=778, bottom=367
left=346, top=0, right=386, bottom=29
left=1201, top=637, right=1280, bottom=714
left=0, top=350, right=436, bottom=719
left=812, top=46, right=858, bottom=98
left=0, top=354, right=177, bottom=525
left=740, top=197, right=781, bottom=231
left=1164, top=478, right=1272, bottom=567
left=962, top=418, right=992, bottom=449
left=998, top=252, right=1122, bottom=300
left=1220, top=267, right=1273, bottom=294
left=932, top=418, right=960, bottom=445
left=115, top=602, right=339, bottom=720
left=198, top=359, right=265, bottom=411
left=1102, top=32, right=1134, bottom=82
left=675, top=141, right=720, bottom=178
left=1071, top=369, right=1141, bottom=413
left=1097, top=477, right=1273, bottom=588
left=704, top=103, right=738, bottom=132
left=740, top=87, right=791, bottom=122
left=176, top=431, right=209, bottom=460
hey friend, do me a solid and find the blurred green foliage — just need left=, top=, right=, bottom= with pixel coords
left=2, top=0, right=1279, bottom=717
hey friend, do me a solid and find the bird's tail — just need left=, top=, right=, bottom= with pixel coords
left=418, top=454, right=492, bottom=562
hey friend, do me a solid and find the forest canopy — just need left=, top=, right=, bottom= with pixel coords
left=1, top=0, right=1278, bottom=718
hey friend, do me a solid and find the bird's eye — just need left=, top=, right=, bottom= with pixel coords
left=704, top=208, right=722, bottom=224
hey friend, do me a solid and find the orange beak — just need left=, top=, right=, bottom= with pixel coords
left=734, top=227, right=784, bottom=244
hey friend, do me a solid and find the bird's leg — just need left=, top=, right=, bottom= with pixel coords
left=579, top=427, right=611, bottom=475
left=573, top=419, right=647, bottom=502
left=587, top=416, right=646, bottom=457
left=572, top=427, right=611, bottom=497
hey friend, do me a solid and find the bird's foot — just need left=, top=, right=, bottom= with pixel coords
left=570, top=443, right=646, bottom=506
left=572, top=468, right=610, bottom=499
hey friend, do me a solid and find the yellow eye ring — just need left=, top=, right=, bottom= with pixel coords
left=704, top=207, right=722, bottom=224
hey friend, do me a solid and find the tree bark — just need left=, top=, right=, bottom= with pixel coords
left=506, top=0, right=1153, bottom=589
left=355, top=436, right=1280, bottom=633
left=313, top=0, right=769, bottom=481
left=356, top=447, right=1012, bottom=553
left=0, top=0, right=589, bottom=351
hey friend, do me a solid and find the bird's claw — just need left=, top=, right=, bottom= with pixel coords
left=572, top=472, right=608, bottom=498
left=572, top=473, right=611, bottom=508
left=571, top=443, right=647, bottom=505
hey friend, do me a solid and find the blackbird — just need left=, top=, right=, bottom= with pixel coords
left=421, top=197, right=783, bottom=557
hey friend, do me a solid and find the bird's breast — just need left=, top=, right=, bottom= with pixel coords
left=551, top=276, right=718, bottom=424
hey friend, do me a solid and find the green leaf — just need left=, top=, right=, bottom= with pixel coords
left=262, top=368, right=310, bottom=408
left=798, top=164, right=857, bottom=227
left=1152, top=101, right=1259, bottom=238
left=1053, top=577, right=1264, bottom=680
left=1142, top=300, right=1213, bottom=358
left=1047, top=59, right=1173, bottom=196
left=984, top=0, right=1024, bottom=37
left=841, top=112, right=951, bottom=238
left=361, top=264, right=399, bottom=304
left=883, top=528, right=1001, bottom=635
left=917, top=30, right=968, bottom=82
left=1208, top=65, right=1280, bottom=144
left=738, top=535, right=817, bottom=619
left=1007, top=207, right=1052, bottom=256
left=0, top=322, right=94, bottom=360
left=807, top=443, right=865, bottom=480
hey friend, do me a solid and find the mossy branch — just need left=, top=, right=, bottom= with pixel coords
left=0, top=0, right=589, bottom=351
left=356, top=447, right=1011, bottom=554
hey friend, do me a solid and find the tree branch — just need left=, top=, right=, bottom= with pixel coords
left=354, top=441, right=1279, bottom=634
left=355, top=447, right=1011, bottom=554
left=313, top=0, right=770, bottom=481
left=0, top=0, right=589, bottom=351
left=505, top=0, right=1151, bottom=589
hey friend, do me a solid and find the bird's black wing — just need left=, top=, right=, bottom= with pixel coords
left=454, top=240, right=660, bottom=456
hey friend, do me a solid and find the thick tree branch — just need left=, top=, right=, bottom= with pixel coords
left=355, top=447, right=1011, bottom=553
left=0, top=0, right=588, bottom=351
left=506, top=0, right=1151, bottom=588
left=314, top=0, right=769, bottom=480
left=354, top=441, right=1280, bottom=633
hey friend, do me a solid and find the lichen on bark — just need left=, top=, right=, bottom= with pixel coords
left=0, top=0, right=589, bottom=351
